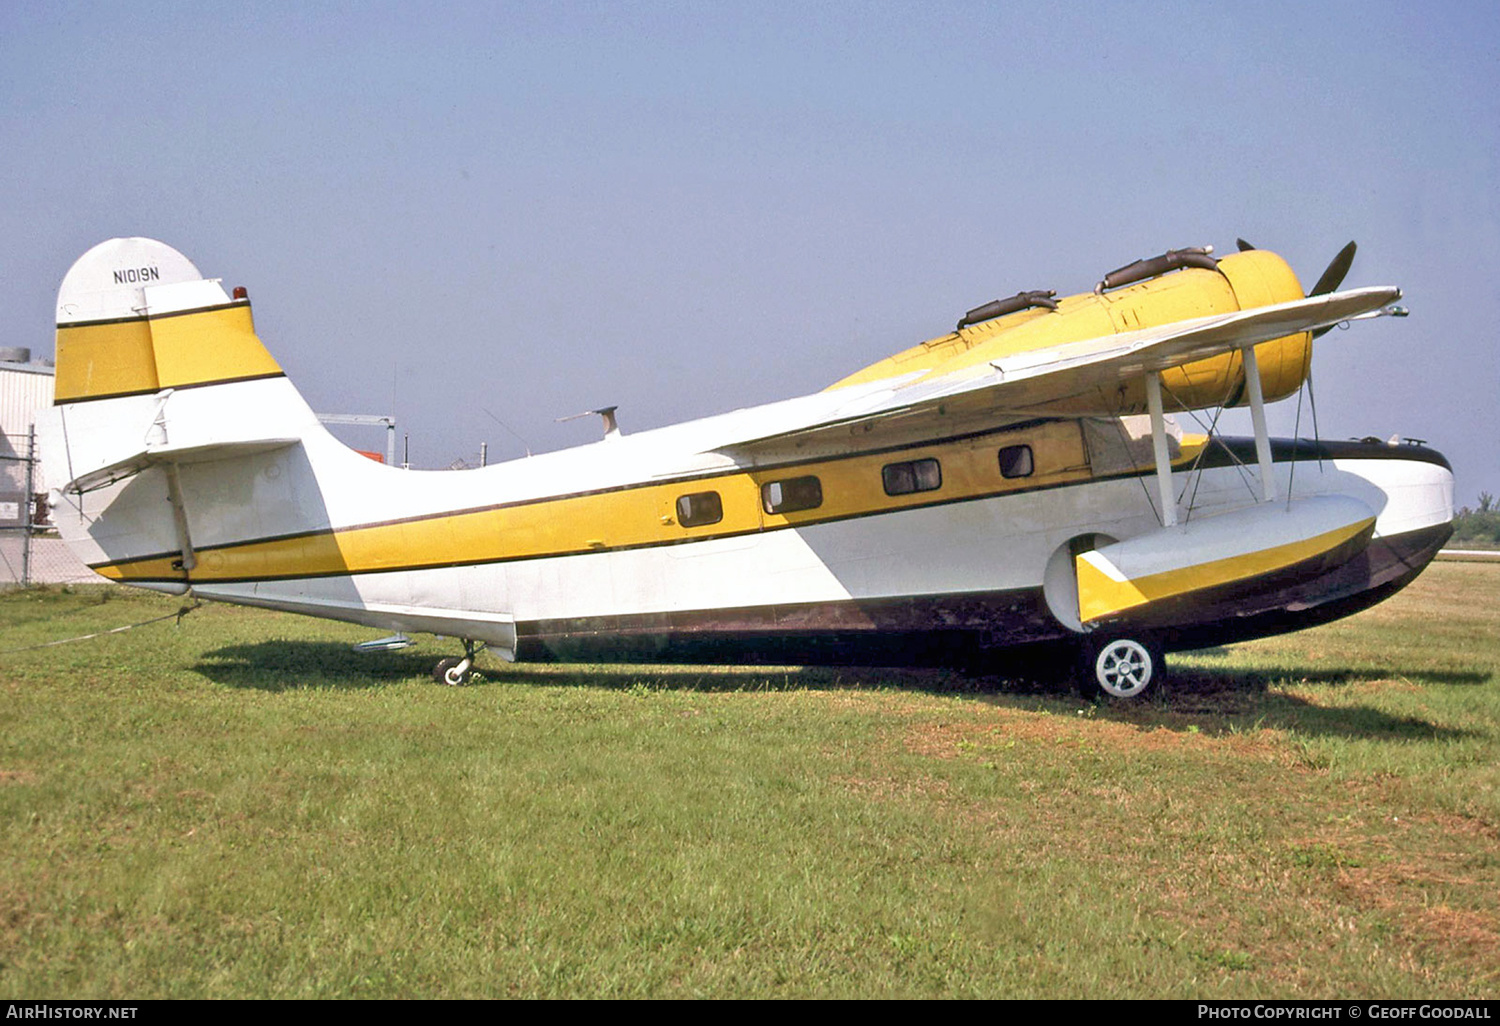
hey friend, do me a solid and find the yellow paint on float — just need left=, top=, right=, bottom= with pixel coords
left=1076, top=516, right=1375, bottom=623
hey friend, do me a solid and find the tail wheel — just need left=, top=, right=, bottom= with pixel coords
left=433, top=656, right=468, bottom=686
left=1080, top=636, right=1164, bottom=701
left=433, top=639, right=486, bottom=686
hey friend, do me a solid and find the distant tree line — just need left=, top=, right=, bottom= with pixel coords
left=1452, top=492, right=1500, bottom=549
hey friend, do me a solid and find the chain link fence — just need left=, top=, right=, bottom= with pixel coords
left=0, top=428, right=96, bottom=589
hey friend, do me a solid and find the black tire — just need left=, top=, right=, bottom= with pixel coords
left=1078, top=635, right=1164, bottom=701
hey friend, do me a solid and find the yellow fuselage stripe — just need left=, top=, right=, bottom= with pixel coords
left=96, top=420, right=1094, bottom=582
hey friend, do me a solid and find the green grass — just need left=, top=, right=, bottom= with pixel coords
left=1, top=566, right=1497, bottom=998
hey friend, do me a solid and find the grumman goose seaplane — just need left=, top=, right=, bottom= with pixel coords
left=38, top=237, right=1453, bottom=699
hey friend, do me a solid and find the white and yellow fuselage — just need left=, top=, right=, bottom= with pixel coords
left=40, top=239, right=1453, bottom=668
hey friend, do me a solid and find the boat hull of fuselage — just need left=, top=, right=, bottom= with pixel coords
left=505, top=522, right=1450, bottom=667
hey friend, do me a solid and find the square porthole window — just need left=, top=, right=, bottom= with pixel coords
left=675, top=491, right=723, bottom=528
left=882, top=458, right=942, bottom=496
left=762, top=476, right=823, bottom=514
left=998, top=445, right=1034, bottom=479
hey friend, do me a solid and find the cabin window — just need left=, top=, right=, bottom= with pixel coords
left=762, top=475, right=823, bottom=515
left=676, top=490, right=723, bottom=528
left=998, top=444, right=1034, bottom=479
left=882, top=457, right=942, bottom=496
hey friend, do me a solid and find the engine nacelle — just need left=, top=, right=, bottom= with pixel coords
left=831, top=248, right=1312, bottom=415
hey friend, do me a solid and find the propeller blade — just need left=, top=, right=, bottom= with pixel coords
left=1308, top=241, right=1358, bottom=338
left=1308, top=241, right=1357, bottom=297
left=1236, top=238, right=1256, bottom=251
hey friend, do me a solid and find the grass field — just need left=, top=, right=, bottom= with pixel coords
left=1, top=564, right=1497, bottom=999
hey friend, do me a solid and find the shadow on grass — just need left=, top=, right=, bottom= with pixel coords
left=197, top=640, right=1485, bottom=743
left=492, top=663, right=1079, bottom=697
left=195, top=641, right=438, bottom=691
left=195, top=639, right=1074, bottom=697
left=1174, top=663, right=1492, bottom=690
left=1095, top=664, right=1489, bottom=742
left=1252, top=691, right=1480, bottom=741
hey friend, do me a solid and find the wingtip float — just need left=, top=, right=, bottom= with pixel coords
left=39, top=237, right=1452, bottom=698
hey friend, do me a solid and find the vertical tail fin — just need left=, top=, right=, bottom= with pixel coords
left=41, top=239, right=329, bottom=587
left=46, top=238, right=319, bottom=492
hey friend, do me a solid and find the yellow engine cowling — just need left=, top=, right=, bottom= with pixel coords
left=830, top=249, right=1312, bottom=414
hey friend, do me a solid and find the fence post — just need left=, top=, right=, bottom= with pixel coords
left=21, top=424, right=35, bottom=587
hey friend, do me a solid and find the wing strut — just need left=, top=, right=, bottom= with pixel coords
left=1144, top=372, right=1177, bottom=527
left=1145, top=341, right=1276, bottom=527
left=1241, top=345, right=1277, bottom=502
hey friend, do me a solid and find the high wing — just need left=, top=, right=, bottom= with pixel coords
left=698, top=285, right=1400, bottom=456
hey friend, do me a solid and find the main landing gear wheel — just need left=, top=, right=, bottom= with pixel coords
left=1080, top=636, right=1164, bottom=701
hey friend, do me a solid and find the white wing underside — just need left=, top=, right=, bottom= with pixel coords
left=700, top=286, right=1399, bottom=456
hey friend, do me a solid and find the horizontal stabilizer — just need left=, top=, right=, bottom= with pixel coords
left=352, top=634, right=414, bottom=653
left=63, top=436, right=301, bottom=494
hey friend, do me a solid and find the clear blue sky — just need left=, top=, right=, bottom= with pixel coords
left=3, top=1, right=1496, bottom=501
